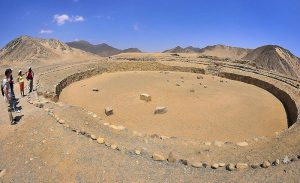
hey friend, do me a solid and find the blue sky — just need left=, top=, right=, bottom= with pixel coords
left=0, top=0, right=299, bottom=55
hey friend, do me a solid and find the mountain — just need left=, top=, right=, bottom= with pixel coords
left=243, top=45, right=300, bottom=78
left=66, top=41, right=142, bottom=57
left=163, top=45, right=251, bottom=59
left=198, top=45, right=252, bottom=59
left=163, top=46, right=200, bottom=53
left=0, top=36, right=95, bottom=62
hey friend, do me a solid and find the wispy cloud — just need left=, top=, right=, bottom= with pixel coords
left=74, top=16, right=84, bottom=22
left=53, top=14, right=85, bottom=25
left=54, top=14, right=70, bottom=25
left=133, top=24, right=140, bottom=31
left=40, top=29, right=53, bottom=34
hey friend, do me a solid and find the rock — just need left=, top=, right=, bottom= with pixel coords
left=150, top=134, right=160, bottom=138
left=219, top=163, right=225, bottom=167
left=191, top=162, right=202, bottom=168
left=213, top=141, right=223, bottom=147
left=167, top=152, right=176, bottom=163
left=189, top=89, right=195, bottom=93
left=105, top=107, right=113, bottom=116
left=273, top=159, right=280, bottom=166
left=90, top=134, right=97, bottom=140
left=105, top=142, right=111, bottom=147
left=203, top=85, right=207, bottom=88
left=97, top=137, right=105, bottom=144
left=251, top=163, right=260, bottom=169
left=111, top=144, right=117, bottom=150
left=176, top=83, right=180, bottom=86
left=63, top=124, right=69, bottom=128
left=226, top=163, right=235, bottom=171
left=180, top=159, right=188, bottom=165
left=92, top=88, right=99, bottom=92
left=202, top=162, right=209, bottom=168
left=211, top=163, right=219, bottom=169
left=154, top=107, right=167, bottom=114
left=283, top=156, right=290, bottom=164
left=135, top=150, right=141, bottom=155
left=291, top=157, right=298, bottom=162
left=140, top=93, right=151, bottom=102
left=220, top=79, right=224, bottom=82
left=197, top=75, right=203, bottom=79
left=152, top=153, right=165, bottom=161
left=204, top=141, right=211, bottom=146
left=236, top=163, right=248, bottom=170
left=93, top=114, right=97, bottom=118
left=236, top=142, right=249, bottom=147
left=0, top=169, right=7, bottom=178
left=261, top=161, right=271, bottom=168
left=159, top=136, right=169, bottom=140
left=58, top=119, right=65, bottom=124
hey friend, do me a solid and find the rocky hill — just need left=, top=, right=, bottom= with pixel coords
left=66, top=41, right=142, bottom=57
left=0, top=36, right=96, bottom=63
left=163, top=46, right=200, bottom=53
left=163, top=45, right=251, bottom=59
left=198, top=45, right=252, bottom=59
left=243, top=45, right=300, bottom=78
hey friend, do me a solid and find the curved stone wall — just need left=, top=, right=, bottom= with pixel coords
left=221, top=72, right=299, bottom=127
left=52, top=62, right=298, bottom=128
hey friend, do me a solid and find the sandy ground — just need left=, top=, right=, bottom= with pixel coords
left=60, top=71, right=287, bottom=142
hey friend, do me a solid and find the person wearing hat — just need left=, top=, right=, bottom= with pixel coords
left=2, top=69, right=15, bottom=124
left=17, top=70, right=25, bottom=97
left=26, top=67, right=34, bottom=93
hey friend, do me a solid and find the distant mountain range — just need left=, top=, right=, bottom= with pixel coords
left=1, top=36, right=299, bottom=78
left=163, top=44, right=300, bottom=78
left=163, top=45, right=252, bottom=59
left=66, top=40, right=142, bottom=57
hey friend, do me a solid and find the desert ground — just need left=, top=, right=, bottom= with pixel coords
left=60, top=71, right=287, bottom=142
left=0, top=49, right=300, bottom=182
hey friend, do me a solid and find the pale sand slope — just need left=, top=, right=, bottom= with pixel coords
left=60, top=71, right=287, bottom=141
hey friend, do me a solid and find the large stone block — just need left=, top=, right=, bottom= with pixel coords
left=105, top=107, right=113, bottom=116
left=140, top=93, right=151, bottom=102
left=154, top=106, right=167, bottom=114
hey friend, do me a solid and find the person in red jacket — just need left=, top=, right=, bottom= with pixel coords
left=26, top=67, right=34, bottom=93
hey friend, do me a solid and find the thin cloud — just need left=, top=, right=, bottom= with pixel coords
left=53, top=14, right=85, bottom=25
left=40, top=29, right=53, bottom=34
left=74, top=16, right=84, bottom=22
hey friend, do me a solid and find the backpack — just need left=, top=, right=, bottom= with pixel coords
left=1, top=79, right=4, bottom=96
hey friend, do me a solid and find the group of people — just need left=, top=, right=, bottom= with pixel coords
left=1, top=67, right=34, bottom=125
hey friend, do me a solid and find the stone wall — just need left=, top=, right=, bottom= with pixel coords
left=221, top=72, right=299, bottom=127
left=51, top=61, right=298, bottom=127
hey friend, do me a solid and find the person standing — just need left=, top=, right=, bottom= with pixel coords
left=2, top=69, right=15, bottom=125
left=8, top=68, right=20, bottom=113
left=17, top=70, right=25, bottom=97
left=26, top=67, right=34, bottom=93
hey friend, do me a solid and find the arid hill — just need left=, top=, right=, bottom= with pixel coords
left=0, top=36, right=96, bottom=63
left=163, top=45, right=251, bottom=59
left=66, top=40, right=142, bottom=57
left=163, top=46, right=200, bottom=53
left=198, top=45, right=252, bottom=59
left=243, top=45, right=300, bottom=78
